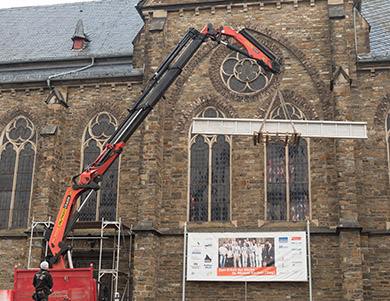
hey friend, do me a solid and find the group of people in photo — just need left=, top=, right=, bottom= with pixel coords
left=218, top=238, right=275, bottom=268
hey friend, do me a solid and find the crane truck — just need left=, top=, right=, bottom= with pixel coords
left=5, top=24, right=281, bottom=300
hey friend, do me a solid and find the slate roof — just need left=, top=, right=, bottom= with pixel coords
left=360, top=0, right=390, bottom=61
left=0, top=0, right=144, bottom=64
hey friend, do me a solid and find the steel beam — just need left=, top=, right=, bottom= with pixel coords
left=192, top=118, right=367, bottom=139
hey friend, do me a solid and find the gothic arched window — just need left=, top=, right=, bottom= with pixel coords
left=0, top=116, right=36, bottom=229
left=79, top=112, right=119, bottom=221
left=265, top=104, right=310, bottom=221
left=386, top=112, right=390, bottom=185
left=189, top=107, right=231, bottom=222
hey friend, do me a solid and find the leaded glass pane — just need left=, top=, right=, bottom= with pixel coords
left=12, top=143, right=35, bottom=228
left=267, top=141, right=287, bottom=221
left=190, top=136, right=209, bottom=221
left=0, top=144, right=16, bottom=229
left=79, top=139, right=100, bottom=221
left=211, top=136, right=230, bottom=221
left=99, top=159, right=119, bottom=220
left=266, top=104, right=310, bottom=221
left=267, top=183, right=287, bottom=220
left=189, top=186, right=208, bottom=222
left=204, top=108, right=218, bottom=118
left=289, top=140, right=309, bottom=221
left=387, top=114, right=390, bottom=132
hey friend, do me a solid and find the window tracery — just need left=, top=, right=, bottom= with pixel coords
left=221, top=52, right=273, bottom=95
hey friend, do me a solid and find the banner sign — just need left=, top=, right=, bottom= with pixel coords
left=187, top=232, right=307, bottom=282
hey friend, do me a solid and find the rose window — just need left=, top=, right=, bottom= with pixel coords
left=220, top=52, right=273, bottom=95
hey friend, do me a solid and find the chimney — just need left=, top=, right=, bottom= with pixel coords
left=72, top=19, right=89, bottom=50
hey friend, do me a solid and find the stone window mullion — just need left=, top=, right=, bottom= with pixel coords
left=7, top=145, right=20, bottom=228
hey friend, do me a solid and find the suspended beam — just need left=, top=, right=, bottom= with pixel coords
left=192, top=118, right=367, bottom=139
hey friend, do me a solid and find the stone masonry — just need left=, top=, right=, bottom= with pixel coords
left=1, top=0, right=390, bottom=300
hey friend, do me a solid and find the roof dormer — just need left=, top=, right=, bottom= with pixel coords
left=72, top=19, right=89, bottom=50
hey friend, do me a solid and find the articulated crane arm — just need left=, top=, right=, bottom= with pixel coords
left=47, top=24, right=282, bottom=269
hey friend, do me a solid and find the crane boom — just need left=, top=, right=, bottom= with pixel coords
left=47, top=24, right=282, bottom=268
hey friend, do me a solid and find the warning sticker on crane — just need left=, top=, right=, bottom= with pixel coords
left=58, top=195, right=71, bottom=226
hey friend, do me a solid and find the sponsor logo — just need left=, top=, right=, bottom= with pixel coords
left=192, top=248, right=201, bottom=255
left=207, top=271, right=212, bottom=276
left=191, top=263, right=200, bottom=269
left=291, top=236, right=302, bottom=241
left=204, top=264, right=213, bottom=269
left=204, top=254, right=212, bottom=263
left=279, top=245, right=289, bottom=249
left=291, top=241, right=302, bottom=245
left=291, top=248, right=302, bottom=251
left=205, top=243, right=213, bottom=248
left=279, top=237, right=288, bottom=243
left=292, top=260, right=303, bottom=267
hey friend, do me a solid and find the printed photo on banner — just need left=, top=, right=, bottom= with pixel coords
left=218, top=237, right=274, bottom=268
left=217, top=237, right=276, bottom=277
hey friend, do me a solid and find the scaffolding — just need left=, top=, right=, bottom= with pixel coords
left=98, top=218, right=121, bottom=299
left=27, top=217, right=54, bottom=269
left=27, top=217, right=133, bottom=301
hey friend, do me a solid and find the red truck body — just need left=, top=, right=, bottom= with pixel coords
left=9, top=265, right=96, bottom=300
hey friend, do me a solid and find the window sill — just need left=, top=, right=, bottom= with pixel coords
left=185, top=221, right=237, bottom=231
left=0, top=228, right=28, bottom=238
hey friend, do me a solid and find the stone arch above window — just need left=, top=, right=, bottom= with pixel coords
left=178, top=94, right=238, bottom=133
left=257, top=90, right=318, bottom=121
left=188, top=107, right=231, bottom=222
left=0, top=116, right=37, bottom=229
left=72, top=100, right=124, bottom=139
left=270, top=102, right=306, bottom=120
left=79, top=112, right=119, bottom=221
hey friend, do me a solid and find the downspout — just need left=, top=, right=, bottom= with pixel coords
left=46, top=57, right=95, bottom=90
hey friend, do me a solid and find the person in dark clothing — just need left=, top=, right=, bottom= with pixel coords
left=32, top=261, right=53, bottom=301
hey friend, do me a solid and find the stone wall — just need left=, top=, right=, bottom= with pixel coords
left=1, top=0, right=390, bottom=300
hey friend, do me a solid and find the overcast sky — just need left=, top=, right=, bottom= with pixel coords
left=0, top=0, right=97, bottom=9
